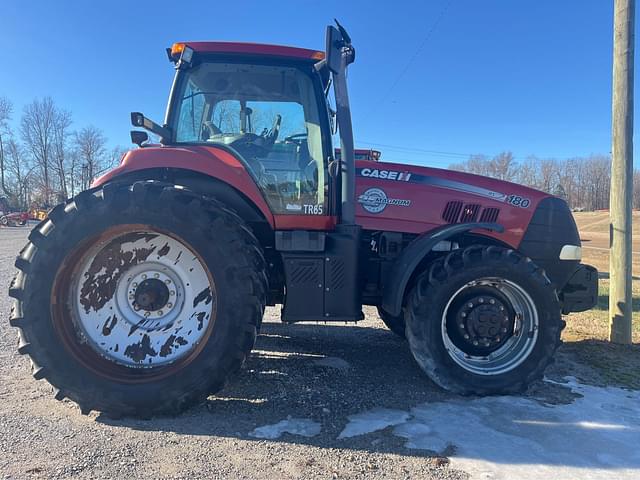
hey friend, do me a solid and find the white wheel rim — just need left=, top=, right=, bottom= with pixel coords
left=69, top=229, right=215, bottom=367
left=441, top=277, right=539, bottom=376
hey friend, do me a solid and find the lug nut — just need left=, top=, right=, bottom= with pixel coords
left=473, top=341, right=479, bottom=346
left=154, top=273, right=159, bottom=278
left=467, top=303, right=473, bottom=308
left=158, top=310, right=163, bottom=316
left=459, top=323, right=465, bottom=329
left=489, top=299, right=495, bottom=304
left=461, top=312, right=467, bottom=318
left=170, top=291, right=175, bottom=296
left=132, top=282, right=138, bottom=288
left=464, top=334, right=470, bottom=339
left=142, top=274, right=147, bottom=279
left=144, top=311, right=150, bottom=318
left=167, top=303, right=173, bottom=308
left=165, top=279, right=171, bottom=284
left=134, top=305, right=140, bottom=311
left=502, top=327, right=508, bottom=333
left=479, top=298, right=484, bottom=303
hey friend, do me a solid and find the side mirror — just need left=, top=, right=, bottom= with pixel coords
left=325, top=20, right=354, bottom=74
left=129, top=111, right=171, bottom=143
left=130, top=130, right=149, bottom=147
left=325, top=26, right=343, bottom=74
left=131, top=112, right=145, bottom=128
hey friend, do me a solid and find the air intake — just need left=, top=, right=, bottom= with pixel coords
left=442, top=201, right=463, bottom=223
left=459, top=204, right=481, bottom=222
left=480, top=207, right=500, bottom=223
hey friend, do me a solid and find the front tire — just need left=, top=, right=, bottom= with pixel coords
left=406, top=246, right=563, bottom=395
left=377, top=307, right=406, bottom=338
left=9, top=181, right=267, bottom=417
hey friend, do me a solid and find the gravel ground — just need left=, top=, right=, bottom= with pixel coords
left=0, top=225, right=626, bottom=480
left=0, top=226, right=467, bottom=479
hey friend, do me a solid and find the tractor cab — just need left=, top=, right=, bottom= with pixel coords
left=163, top=42, right=333, bottom=217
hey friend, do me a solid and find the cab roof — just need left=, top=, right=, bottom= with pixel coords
left=174, top=42, right=325, bottom=61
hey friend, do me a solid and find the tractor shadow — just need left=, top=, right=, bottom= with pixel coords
left=100, top=319, right=450, bottom=457
left=97, top=317, right=640, bottom=469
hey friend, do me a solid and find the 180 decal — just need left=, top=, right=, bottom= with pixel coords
left=506, top=195, right=530, bottom=208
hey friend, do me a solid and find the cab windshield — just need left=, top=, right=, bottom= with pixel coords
left=171, top=61, right=327, bottom=215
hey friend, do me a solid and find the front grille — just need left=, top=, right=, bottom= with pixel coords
left=459, top=204, right=481, bottom=222
left=480, top=207, right=500, bottom=223
left=442, top=201, right=463, bottom=223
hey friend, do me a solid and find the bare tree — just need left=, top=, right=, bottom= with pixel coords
left=5, top=137, right=34, bottom=209
left=75, top=126, right=107, bottom=190
left=108, top=145, right=128, bottom=170
left=537, top=158, right=559, bottom=193
left=21, top=97, right=57, bottom=204
left=0, top=97, right=13, bottom=195
left=633, top=170, right=640, bottom=209
left=488, top=151, right=516, bottom=181
left=449, top=153, right=615, bottom=211
left=51, top=109, right=72, bottom=198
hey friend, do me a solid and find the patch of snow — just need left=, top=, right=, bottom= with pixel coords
left=249, top=417, right=321, bottom=439
left=338, top=408, right=411, bottom=439
left=313, top=356, right=351, bottom=370
left=384, top=377, right=640, bottom=480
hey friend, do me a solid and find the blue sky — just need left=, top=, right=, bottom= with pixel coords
left=0, top=0, right=627, bottom=167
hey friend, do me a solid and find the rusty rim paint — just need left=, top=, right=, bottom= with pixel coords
left=51, top=225, right=217, bottom=382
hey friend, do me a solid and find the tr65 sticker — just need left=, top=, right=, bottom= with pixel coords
left=358, top=188, right=411, bottom=214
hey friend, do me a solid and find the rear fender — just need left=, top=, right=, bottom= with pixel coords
left=381, top=222, right=504, bottom=316
left=93, top=146, right=275, bottom=227
left=93, top=167, right=271, bottom=225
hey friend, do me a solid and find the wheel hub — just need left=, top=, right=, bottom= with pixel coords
left=66, top=228, right=215, bottom=368
left=133, top=278, right=170, bottom=311
left=119, top=267, right=182, bottom=330
left=441, top=277, right=539, bottom=376
left=455, top=294, right=514, bottom=352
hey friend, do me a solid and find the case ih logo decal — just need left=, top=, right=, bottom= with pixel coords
left=360, top=168, right=412, bottom=181
left=356, top=168, right=517, bottom=204
left=358, top=188, right=411, bottom=214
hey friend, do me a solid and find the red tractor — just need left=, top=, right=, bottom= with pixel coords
left=10, top=23, right=597, bottom=417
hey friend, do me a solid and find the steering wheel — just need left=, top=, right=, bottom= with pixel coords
left=262, top=114, right=281, bottom=147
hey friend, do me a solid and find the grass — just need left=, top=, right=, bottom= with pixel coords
left=547, top=212, right=640, bottom=388
left=563, top=279, right=640, bottom=344
left=560, top=267, right=640, bottom=389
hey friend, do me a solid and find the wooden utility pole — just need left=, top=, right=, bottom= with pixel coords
left=610, top=0, right=635, bottom=344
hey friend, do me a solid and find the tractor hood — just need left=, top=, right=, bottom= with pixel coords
left=354, top=159, right=552, bottom=248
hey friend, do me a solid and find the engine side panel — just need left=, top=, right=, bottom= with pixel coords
left=354, top=160, right=551, bottom=248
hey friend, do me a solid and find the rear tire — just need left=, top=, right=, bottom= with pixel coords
left=9, top=181, right=267, bottom=417
left=377, top=307, right=406, bottom=338
left=406, top=246, right=563, bottom=395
